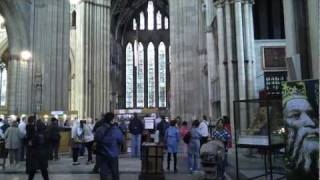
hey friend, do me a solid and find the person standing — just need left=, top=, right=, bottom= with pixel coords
left=95, top=112, right=124, bottom=180
left=164, top=120, right=179, bottom=173
left=212, top=118, right=231, bottom=179
left=18, top=117, right=27, bottom=161
left=46, top=118, right=61, bottom=160
left=92, top=116, right=105, bottom=173
left=199, top=115, right=209, bottom=146
left=26, top=117, right=49, bottom=180
left=71, top=119, right=85, bottom=165
left=188, top=120, right=201, bottom=173
left=128, top=113, right=143, bottom=157
left=179, top=121, right=189, bottom=154
left=4, top=121, right=23, bottom=166
left=156, top=116, right=170, bottom=144
left=83, top=119, right=94, bottom=164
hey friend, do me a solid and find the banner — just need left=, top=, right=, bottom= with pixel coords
left=282, top=79, right=319, bottom=179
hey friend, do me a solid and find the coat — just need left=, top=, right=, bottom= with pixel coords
left=188, top=128, right=201, bottom=156
left=26, top=124, right=49, bottom=172
left=4, top=127, right=23, bottom=149
left=164, top=126, right=179, bottom=153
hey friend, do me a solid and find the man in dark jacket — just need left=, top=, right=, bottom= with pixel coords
left=95, top=112, right=124, bottom=180
left=128, top=113, right=143, bottom=157
left=46, top=118, right=61, bottom=160
left=156, top=116, right=169, bottom=144
left=26, top=117, right=49, bottom=180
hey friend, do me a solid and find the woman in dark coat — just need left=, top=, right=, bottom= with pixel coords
left=26, top=116, right=49, bottom=180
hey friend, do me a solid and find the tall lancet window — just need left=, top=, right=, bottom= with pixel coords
left=147, top=1, right=154, bottom=30
left=0, top=63, right=7, bottom=106
left=133, top=18, right=137, bottom=30
left=126, top=43, right=134, bottom=108
left=140, top=12, right=145, bottom=30
left=136, top=43, right=144, bottom=107
left=164, top=16, right=169, bottom=29
left=147, top=43, right=155, bottom=107
left=158, top=42, right=166, bottom=107
left=156, top=11, right=162, bottom=30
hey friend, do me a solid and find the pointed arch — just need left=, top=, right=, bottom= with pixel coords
left=71, top=11, right=76, bottom=27
left=156, top=11, right=162, bottom=30
left=147, top=1, right=154, bottom=30
left=133, top=18, right=137, bottom=30
left=139, top=12, right=145, bottom=30
left=158, top=42, right=166, bottom=107
left=126, top=43, right=134, bottom=108
left=164, top=16, right=169, bottom=29
left=136, top=42, right=144, bottom=107
left=147, top=42, right=155, bottom=107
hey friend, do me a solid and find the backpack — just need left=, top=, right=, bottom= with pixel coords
left=183, top=131, right=191, bottom=144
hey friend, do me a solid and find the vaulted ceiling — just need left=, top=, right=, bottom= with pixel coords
left=111, top=0, right=169, bottom=41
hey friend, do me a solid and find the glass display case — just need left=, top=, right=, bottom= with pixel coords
left=233, top=99, right=286, bottom=180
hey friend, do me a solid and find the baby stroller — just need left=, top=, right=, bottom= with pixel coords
left=200, top=140, right=225, bottom=180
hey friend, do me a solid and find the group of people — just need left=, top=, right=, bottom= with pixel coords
left=154, top=115, right=231, bottom=174
left=0, top=113, right=231, bottom=180
left=0, top=116, right=61, bottom=180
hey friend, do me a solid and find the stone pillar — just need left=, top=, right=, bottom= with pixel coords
left=225, top=0, right=235, bottom=134
left=243, top=0, right=255, bottom=98
left=216, top=2, right=228, bottom=117
left=76, top=0, right=111, bottom=119
left=234, top=0, right=246, bottom=100
left=7, top=56, right=30, bottom=114
left=31, top=0, right=70, bottom=113
left=169, top=0, right=205, bottom=120
left=234, top=0, right=247, bottom=131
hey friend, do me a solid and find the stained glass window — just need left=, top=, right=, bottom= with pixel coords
left=126, top=43, right=134, bottom=108
left=156, top=11, right=162, bottom=30
left=136, top=43, right=144, bottom=107
left=133, top=18, right=137, bottom=30
left=147, top=1, right=154, bottom=30
left=164, top=16, right=169, bottom=29
left=147, top=43, right=155, bottom=107
left=140, top=12, right=145, bottom=30
left=158, top=42, right=166, bottom=107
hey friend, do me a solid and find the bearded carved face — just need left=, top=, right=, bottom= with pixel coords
left=284, top=98, right=319, bottom=172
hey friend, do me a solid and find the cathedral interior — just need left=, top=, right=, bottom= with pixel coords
left=0, top=0, right=318, bottom=180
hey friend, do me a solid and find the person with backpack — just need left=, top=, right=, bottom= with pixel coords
left=164, top=120, right=179, bottom=173
left=46, top=118, right=61, bottom=160
left=180, top=121, right=189, bottom=154
left=188, top=120, right=202, bottom=173
left=156, top=116, right=170, bottom=144
left=26, top=117, right=49, bottom=180
left=95, top=112, right=124, bottom=180
left=128, top=113, right=143, bottom=157
left=71, top=119, right=85, bottom=165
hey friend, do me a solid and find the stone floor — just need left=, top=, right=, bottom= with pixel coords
left=0, top=146, right=286, bottom=180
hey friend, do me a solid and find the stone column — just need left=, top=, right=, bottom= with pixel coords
left=234, top=0, right=246, bottom=100
left=169, top=0, right=205, bottom=120
left=31, top=0, right=70, bottom=113
left=243, top=0, right=255, bottom=98
left=225, top=0, right=235, bottom=134
left=7, top=56, right=30, bottom=114
left=216, top=2, right=228, bottom=117
left=76, top=0, right=111, bottom=119
left=234, top=0, right=247, bottom=131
